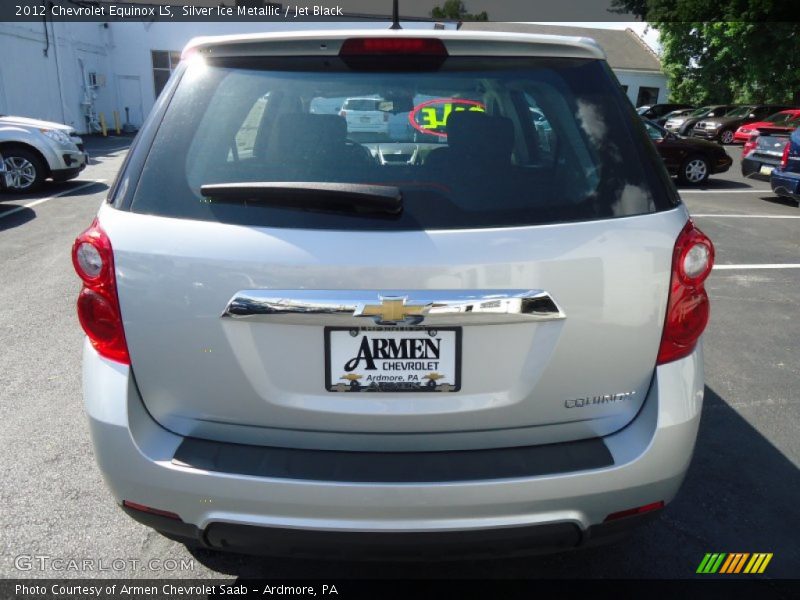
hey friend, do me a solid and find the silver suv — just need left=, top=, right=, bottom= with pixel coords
left=73, top=30, right=714, bottom=558
left=0, top=115, right=87, bottom=192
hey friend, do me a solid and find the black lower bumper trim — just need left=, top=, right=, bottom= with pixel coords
left=51, top=165, right=86, bottom=181
left=172, top=435, right=613, bottom=483
left=205, top=522, right=582, bottom=559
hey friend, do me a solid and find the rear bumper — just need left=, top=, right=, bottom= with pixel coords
left=742, top=156, right=779, bottom=180
left=122, top=503, right=659, bottom=559
left=771, top=168, right=800, bottom=202
left=83, top=339, right=704, bottom=556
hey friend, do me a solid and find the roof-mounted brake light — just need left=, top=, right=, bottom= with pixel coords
left=339, top=38, right=447, bottom=57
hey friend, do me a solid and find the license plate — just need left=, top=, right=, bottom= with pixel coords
left=361, top=116, right=371, bottom=123
left=325, top=327, right=461, bottom=392
left=760, top=165, right=774, bottom=176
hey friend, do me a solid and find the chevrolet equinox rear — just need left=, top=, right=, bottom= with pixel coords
left=73, top=30, right=713, bottom=558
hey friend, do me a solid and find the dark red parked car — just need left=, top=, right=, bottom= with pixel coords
left=644, top=120, right=733, bottom=184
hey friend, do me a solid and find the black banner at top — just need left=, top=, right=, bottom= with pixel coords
left=2, top=0, right=797, bottom=23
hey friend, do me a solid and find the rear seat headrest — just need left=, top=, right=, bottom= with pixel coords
left=445, top=111, right=514, bottom=159
left=274, top=114, right=347, bottom=156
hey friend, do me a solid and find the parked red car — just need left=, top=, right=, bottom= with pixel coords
left=734, top=109, right=800, bottom=143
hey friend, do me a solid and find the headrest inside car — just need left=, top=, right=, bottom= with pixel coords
left=445, top=111, right=514, bottom=159
left=274, top=114, right=347, bottom=155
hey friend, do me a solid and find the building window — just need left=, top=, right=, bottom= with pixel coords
left=151, top=50, right=181, bottom=97
left=636, top=86, right=660, bottom=107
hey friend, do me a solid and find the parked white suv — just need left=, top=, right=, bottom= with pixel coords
left=73, top=30, right=714, bottom=558
left=339, top=96, right=390, bottom=135
left=0, top=115, right=87, bottom=192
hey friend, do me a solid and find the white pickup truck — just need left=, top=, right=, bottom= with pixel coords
left=0, top=115, right=88, bottom=192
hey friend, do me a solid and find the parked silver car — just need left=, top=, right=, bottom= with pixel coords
left=73, top=30, right=714, bottom=558
left=0, top=115, right=87, bottom=192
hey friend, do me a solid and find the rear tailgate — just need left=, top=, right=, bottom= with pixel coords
left=106, top=34, right=685, bottom=451
left=749, top=127, right=794, bottom=171
left=103, top=204, right=685, bottom=450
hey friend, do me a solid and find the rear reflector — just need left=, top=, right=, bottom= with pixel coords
left=604, top=501, right=665, bottom=522
left=340, top=37, right=448, bottom=56
left=122, top=500, right=181, bottom=521
left=657, top=221, right=714, bottom=365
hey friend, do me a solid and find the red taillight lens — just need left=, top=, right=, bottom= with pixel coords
left=604, top=501, right=665, bottom=522
left=339, top=37, right=447, bottom=56
left=657, top=221, right=714, bottom=365
left=780, top=141, right=791, bottom=168
left=72, top=219, right=130, bottom=364
left=742, top=134, right=758, bottom=158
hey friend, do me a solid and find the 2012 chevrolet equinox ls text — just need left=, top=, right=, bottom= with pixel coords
left=72, top=30, right=713, bottom=558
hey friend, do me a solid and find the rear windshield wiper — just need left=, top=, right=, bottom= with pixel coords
left=200, top=182, right=402, bottom=216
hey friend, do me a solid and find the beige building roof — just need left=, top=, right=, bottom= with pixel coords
left=460, top=23, right=662, bottom=72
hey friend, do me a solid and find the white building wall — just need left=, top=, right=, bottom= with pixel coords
left=0, top=22, right=68, bottom=125
left=0, top=21, right=117, bottom=132
left=106, top=21, right=439, bottom=126
left=0, top=21, right=667, bottom=133
left=0, top=20, right=408, bottom=133
left=615, top=69, right=669, bottom=106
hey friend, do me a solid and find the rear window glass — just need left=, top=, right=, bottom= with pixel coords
left=129, top=55, right=675, bottom=230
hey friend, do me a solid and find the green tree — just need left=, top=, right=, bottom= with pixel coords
left=431, top=0, right=488, bottom=21
left=611, top=1, right=800, bottom=104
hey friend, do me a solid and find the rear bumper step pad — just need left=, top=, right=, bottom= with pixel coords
left=172, top=435, right=613, bottom=483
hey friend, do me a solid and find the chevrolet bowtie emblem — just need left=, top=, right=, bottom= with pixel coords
left=355, top=296, right=428, bottom=326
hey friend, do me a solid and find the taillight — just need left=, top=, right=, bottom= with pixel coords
left=780, top=141, right=791, bottom=168
left=742, top=134, right=758, bottom=158
left=72, top=218, right=129, bottom=364
left=657, top=221, right=715, bottom=365
left=339, top=37, right=447, bottom=56
left=339, top=110, right=347, bottom=118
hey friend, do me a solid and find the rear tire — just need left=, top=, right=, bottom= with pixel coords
left=720, top=129, right=734, bottom=145
left=2, top=147, right=46, bottom=193
left=679, top=155, right=710, bottom=185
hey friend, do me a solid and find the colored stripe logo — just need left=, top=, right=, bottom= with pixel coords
left=697, top=553, right=773, bottom=574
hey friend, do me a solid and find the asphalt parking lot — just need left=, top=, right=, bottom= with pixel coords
left=0, top=139, right=798, bottom=580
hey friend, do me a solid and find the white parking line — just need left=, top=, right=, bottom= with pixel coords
left=0, top=179, right=106, bottom=220
left=680, top=189, right=770, bottom=194
left=715, top=264, right=800, bottom=270
left=693, top=214, right=800, bottom=219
